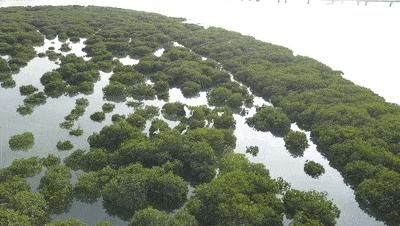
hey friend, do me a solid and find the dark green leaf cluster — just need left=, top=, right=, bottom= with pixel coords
left=283, top=130, right=309, bottom=157
left=246, top=145, right=259, bottom=157
left=102, top=102, right=115, bottom=113
left=0, top=5, right=396, bottom=224
left=165, top=19, right=400, bottom=223
left=161, top=102, right=186, bottom=121
left=175, top=106, right=236, bottom=131
left=246, top=106, right=291, bottom=137
left=59, top=43, right=71, bottom=52
left=38, top=165, right=73, bottom=214
left=130, top=207, right=198, bottom=226
left=207, top=83, right=253, bottom=110
left=56, top=140, right=74, bottom=151
left=60, top=97, right=89, bottom=135
left=283, top=190, right=340, bottom=226
left=90, top=111, right=106, bottom=122
left=41, top=54, right=99, bottom=97
left=187, top=153, right=283, bottom=226
left=73, top=164, right=188, bottom=220
left=8, top=132, right=34, bottom=151
left=19, top=85, right=38, bottom=96
left=304, top=161, right=325, bottom=178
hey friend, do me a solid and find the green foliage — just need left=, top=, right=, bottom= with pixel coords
left=19, top=85, right=38, bottom=96
left=219, top=153, right=269, bottom=176
left=69, top=128, right=83, bottom=136
left=64, top=149, right=85, bottom=170
left=162, top=102, right=186, bottom=121
left=103, top=82, right=126, bottom=100
left=79, top=148, right=110, bottom=172
left=355, top=169, right=400, bottom=224
left=102, top=164, right=188, bottom=219
left=207, top=85, right=251, bottom=110
left=16, top=104, right=33, bottom=116
left=126, top=113, right=146, bottom=130
left=0, top=208, right=32, bottom=226
left=41, top=54, right=99, bottom=96
left=182, top=81, right=201, bottom=97
left=245, top=146, right=259, bottom=157
left=74, top=172, right=103, bottom=203
left=180, top=141, right=217, bottom=184
left=246, top=106, right=291, bottom=137
left=88, top=121, right=145, bottom=151
left=10, top=191, right=50, bottom=225
left=0, top=176, right=30, bottom=204
left=64, top=98, right=88, bottom=121
left=1, top=78, right=16, bottom=88
left=47, top=218, right=87, bottom=226
left=102, top=103, right=115, bottom=113
left=56, top=140, right=74, bottom=151
left=59, top=43, right=71, bottom=52
left=115, top=139, right=171, bottom=168
left=187, top=169, right=283, bottom=226
left=186, top=128, right=236, bottom=158
left=283, top=190, right=340, bottom=226
left=4, top=157, right=43, bottom=178
left=304, top=161, right=325, bottom=178
left=283, top=131, right=309, bottom=157
left=0, top=5, right=398, bottom=225
left=111, top=114, right=126, bottom=122
left=42, top=154, right=61, bottom=168
left=39, top=165, right=73, bottom=214
left=90, top=111, right=105, bottom=122
left=23, top=92, right=46, bottom=106
left=149, top=118, right=170, bottom=137
left=8, top=132, right=34, bottom=151
left=130, top=208, right=198, bottom=226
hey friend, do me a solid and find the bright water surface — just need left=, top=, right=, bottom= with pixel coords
left=0, top=1, right=396, bottom=225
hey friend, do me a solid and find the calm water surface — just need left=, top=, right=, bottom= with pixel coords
left=0, top=2, right=393, bottom=225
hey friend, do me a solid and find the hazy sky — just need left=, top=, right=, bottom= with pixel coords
left=1, top=0, right=399, bottom=104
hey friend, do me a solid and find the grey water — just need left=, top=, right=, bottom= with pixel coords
left=0, top=35, right=385, bottom=226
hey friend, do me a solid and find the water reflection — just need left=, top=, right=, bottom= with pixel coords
left=0, top=9, right=386, bottom=226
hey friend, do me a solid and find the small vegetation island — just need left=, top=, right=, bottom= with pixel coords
left=8, top=132, right=35, bottom=151
left=0, top=5, right=398, bottom=225
left=304, top=160, right=326, bottom=178
left=284, top=130, right=309, bottom=157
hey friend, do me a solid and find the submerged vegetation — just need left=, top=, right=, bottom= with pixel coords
left=0, top=5, right=397, bottom=225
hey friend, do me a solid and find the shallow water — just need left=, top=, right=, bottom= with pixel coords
left=1, top=0, right=398, bottom=105
left=0, top=34, right=385, bottom=225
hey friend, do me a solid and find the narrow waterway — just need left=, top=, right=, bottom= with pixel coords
left=0, top=35, right=385, bottom=225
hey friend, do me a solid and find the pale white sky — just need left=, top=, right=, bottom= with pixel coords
left=1, top=0, right=399, bottom=104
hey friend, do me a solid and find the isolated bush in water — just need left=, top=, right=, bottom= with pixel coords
left=283, top=130, right=309, bottom=157
left=90, top=111, right=106, bottom=122
left=56, top=140, right=74, bottom=151
left=102, top=103, right=115, bottom=113
left=304, top=160, right=325, bottom=178
left=246, top=106, right=291, bottom=137
left=9, top=132, right=34, bottom=151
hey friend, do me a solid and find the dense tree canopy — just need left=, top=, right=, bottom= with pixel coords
left=39, top=165, right=73, bottom=214
left=246, top=106, right=291, bottom=137
left=0, top=5, right=398, bottom=225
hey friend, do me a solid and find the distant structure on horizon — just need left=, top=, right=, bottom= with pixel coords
left=259, top=0, right=400, bottom=7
